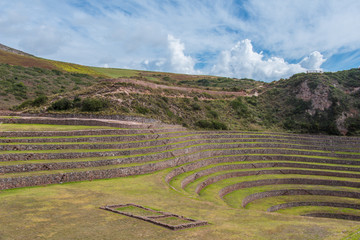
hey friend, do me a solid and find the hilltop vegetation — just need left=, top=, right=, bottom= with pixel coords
left=0, top=64, right=99, bottom=109
left=260, top=69, right=360, bottom=135
left=1, top=44, right=359, bottom=135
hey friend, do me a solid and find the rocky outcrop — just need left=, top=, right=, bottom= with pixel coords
left=296, top=80, right=331, bottom=116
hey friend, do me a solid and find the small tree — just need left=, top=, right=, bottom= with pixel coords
left=81, top=98, right=107, bottom=112
left=49, top=98, right=73, bottom=111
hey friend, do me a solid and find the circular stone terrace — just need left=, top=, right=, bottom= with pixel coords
left=1, top=114, right=360, bottom=222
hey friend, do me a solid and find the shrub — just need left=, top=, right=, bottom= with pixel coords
left=346, top=117, right=360, bottom=136
left=51, top=69, right=62, bottom=75
left=81, top=98, right=108, bottom=112
left=230, top=97, right=249, bottom=116
left=135, top=105, right=149, bottom=114
left=49, top=98, right=73, bottom=111
left=197, top=79, right=210, bottom=86
left=73, top=96, right=82, bottom=108
left=208, top=110, right=219, bottom=118
left=161, top=96, right=168, bottom=103
left=211, top=121, right=228, bottom=130
left=32, top=95, right=48, bottom=107
left=13, top=100, right=32, bottom=110
left=195, top=120, right=227, bottom=130
left=191, top=103, right=201, bottom=111
left=11, top=82, right=27, bottom=98
left=246, top=96, right=258, bottom=106
left=307, top=80, right=320, bottom=91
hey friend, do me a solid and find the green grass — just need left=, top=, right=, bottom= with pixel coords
left=224, top=184, right=360, bottom=211
left=0, top=169, right=358, bottom=240
left=3, top=142, right=360, bottom=155
left=89, top=67, right=140, bottom=78
left=0, top=136, right=317, bottom=146
left=0, top=123, right=120, bottom=131
left=0, top=116, right=20, bottom=119
left=115, top=205, right=163, bottom=216
left=0, top=131, right=187, bottom=140
left=184, top=169, right=360, bottom=199
left=189, top=173, right=360, bottom=207
left=155, top=216, right=192, bottom=225
left=2, top=123, right=360, bottom=239
left=170, top=161, right=360, bottom=191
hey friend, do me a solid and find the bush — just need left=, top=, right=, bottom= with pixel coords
left=13, top=100, right=32, bottom=110
left=49, top=98, right=73, bottom=111
left=191, top=103, right=201, bottom=111
left=346, top=117, right=360, bottom=136
left=32, top=95, right=48, bottom=107
left=11, top=82, right=27, bottom=98
left=135, top=105, right=149, bottom=114
left=195, top=120, right=227, bottom=130
left=73, top=96, right=82, bottom=108
left=81, top=98, right=108, bottom=112
left=208, top=110, right=219, bottom=118
left=230, top=97, right=249, bottom=116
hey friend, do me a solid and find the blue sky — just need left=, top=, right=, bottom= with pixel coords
left=0, top=0, right=359, bottom=82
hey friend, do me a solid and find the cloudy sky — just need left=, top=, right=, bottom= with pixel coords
left=1, top=0, right=359, bottom=81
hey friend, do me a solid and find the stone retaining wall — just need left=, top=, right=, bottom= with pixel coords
left=0, top=128, right=186, bottom=138
left=0, top=151, right=212, bottom=190
left=302, top=212, right=360, bottom=221
left=241, top=189, right=360, bottom=208
left=181, top=163, right=360, bottom=189
left=0, top=117, right=165, bottom=129
left=3, top=143, right=360, bottom=162
left=166, top=154, right=360, bottom=184
left=2, top=137, right=359, bottom=152
left=267, top=201, right=360, bottom=212
left=196, top=171, right=360, bottom=194
left=4, top=113, right=160, bottom=123
left=219, top=178, right=360, bottom=201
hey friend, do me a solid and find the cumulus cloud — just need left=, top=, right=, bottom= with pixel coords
left=300, top=51, right=327, bottom=70
left=167, top=34, right=199, bottom=74
left=0, top=1, right=358, bottom=79
left=140, top=58, right=166, bottom=71
left=211, top=39, right=326, bottom=81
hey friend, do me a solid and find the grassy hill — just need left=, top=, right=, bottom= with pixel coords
left=0, top=43, right=359, bottom=135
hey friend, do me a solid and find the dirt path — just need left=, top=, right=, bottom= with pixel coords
left=111, top=78, right=252, bottom=97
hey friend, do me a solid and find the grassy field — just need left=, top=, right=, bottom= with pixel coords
left=1, top=169, right=359, bottom=240
left=1, top=122, right=360, bottom=239
left=0, top=123, right=120, bottom=131
left=89, top=67, right=140, bottom=78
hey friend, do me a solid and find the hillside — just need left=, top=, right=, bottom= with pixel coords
left=260, top=69, right=360, bottom=135
left=0, top=43, right=359, bottom=135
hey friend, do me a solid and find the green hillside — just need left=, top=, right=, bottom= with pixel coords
left=1, top=44, right=359, bottom=136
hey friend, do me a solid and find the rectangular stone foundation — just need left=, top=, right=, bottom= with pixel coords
left=100, top=203, right=208, bottom=230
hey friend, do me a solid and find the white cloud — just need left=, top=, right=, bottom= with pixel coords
left=18, top=25, right=65, bottom=55
left=140, top=58, right=166, bottom=71
left=242, top=0, right=360, bottom=58
left=167, top=34, right=199, bottom=74
left=211, top=39, right=325, bottom=81
left=300, top=51, right=327, bottom=70
left=0, top=1, right=359, bottom=80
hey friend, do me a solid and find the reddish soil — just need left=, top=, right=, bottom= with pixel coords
left=0, top=50, right=57, bottom=69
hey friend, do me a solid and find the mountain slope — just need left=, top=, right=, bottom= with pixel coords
left=259, top=70, right=360, bottom=135
left=0, top=43, right=359, bottom=135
